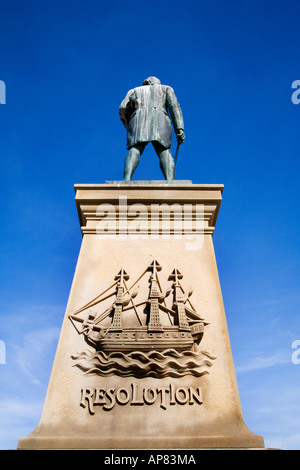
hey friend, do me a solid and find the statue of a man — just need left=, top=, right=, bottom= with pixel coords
left=119, top=77, right=185, bottom=181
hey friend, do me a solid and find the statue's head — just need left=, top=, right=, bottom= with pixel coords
left=143, top=76, right=161, bottom=86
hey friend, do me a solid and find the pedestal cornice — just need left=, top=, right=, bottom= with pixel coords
left=74, top=183, right=224, bottom=237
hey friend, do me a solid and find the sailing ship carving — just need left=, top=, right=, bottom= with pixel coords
left=69, top=260, right=209, bottom=354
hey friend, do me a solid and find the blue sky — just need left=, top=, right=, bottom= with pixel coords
left=0, top=0, right=299, bottom=450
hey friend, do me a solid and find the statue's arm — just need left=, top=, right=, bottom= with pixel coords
left=119, top=89, right=135, bottom=129
left=166, top=87, right=185, bottom=143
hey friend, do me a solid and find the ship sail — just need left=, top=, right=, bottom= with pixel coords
left=147, top=260, right=164, bottom=331
left=169, top=268, right=190, bottom=331
left=109, top=269, right=128, bottom=331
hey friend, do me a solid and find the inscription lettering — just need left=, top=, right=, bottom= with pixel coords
left=80, top=383, right=203, bottom=414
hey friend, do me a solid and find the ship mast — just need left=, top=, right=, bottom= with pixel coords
left=109, top=268, right=129, bottom=331
left=169, top=268, right=190, bottom=331
left=147, top=260, right=164, bottom=332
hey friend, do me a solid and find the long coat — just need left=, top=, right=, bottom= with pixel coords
left=119, top=83, right=184, bottom=150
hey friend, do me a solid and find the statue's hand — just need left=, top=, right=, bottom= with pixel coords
left=176, top=129, right=185, bottom=144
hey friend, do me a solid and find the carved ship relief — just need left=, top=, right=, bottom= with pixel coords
left=69, top=261, right=217, bottom=377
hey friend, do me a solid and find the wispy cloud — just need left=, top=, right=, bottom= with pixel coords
left=0, top=302, right=63, bottom=448
left=13, top=326, right=61, bottom=385
left=231, top=294, right=300, bottom=317
left=247, top=295, right=300, bottom=309
left=0, top=398, right=43, bottom=418
left=239, top=384, right=300, bottom=450
left=0, top=398, right=44, bottom=450
left=236, top=350, right=291, bottom=373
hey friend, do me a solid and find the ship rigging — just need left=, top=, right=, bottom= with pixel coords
left=69, top=260, right=208, bottom=353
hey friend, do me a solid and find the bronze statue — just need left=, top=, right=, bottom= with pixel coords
left=119, top=77, right=185, bottom=181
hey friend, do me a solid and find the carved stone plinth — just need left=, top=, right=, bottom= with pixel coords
left=18, top=182, right=264, bottom=449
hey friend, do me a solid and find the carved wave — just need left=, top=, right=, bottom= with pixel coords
left=71, top=348, right=217, bottom=378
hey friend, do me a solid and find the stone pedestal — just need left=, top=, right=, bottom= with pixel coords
left=18, top=182, right=264, bottom=449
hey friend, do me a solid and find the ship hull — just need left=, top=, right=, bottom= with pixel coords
left=89, top=326, right=196, bottom=353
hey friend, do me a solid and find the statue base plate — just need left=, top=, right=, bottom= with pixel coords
left=105, top=180, right=193, bottom=185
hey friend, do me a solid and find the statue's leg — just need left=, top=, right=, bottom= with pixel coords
left=123, top=143, right=146, bottom=181
left=152, top=142, right=175, bottom=181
